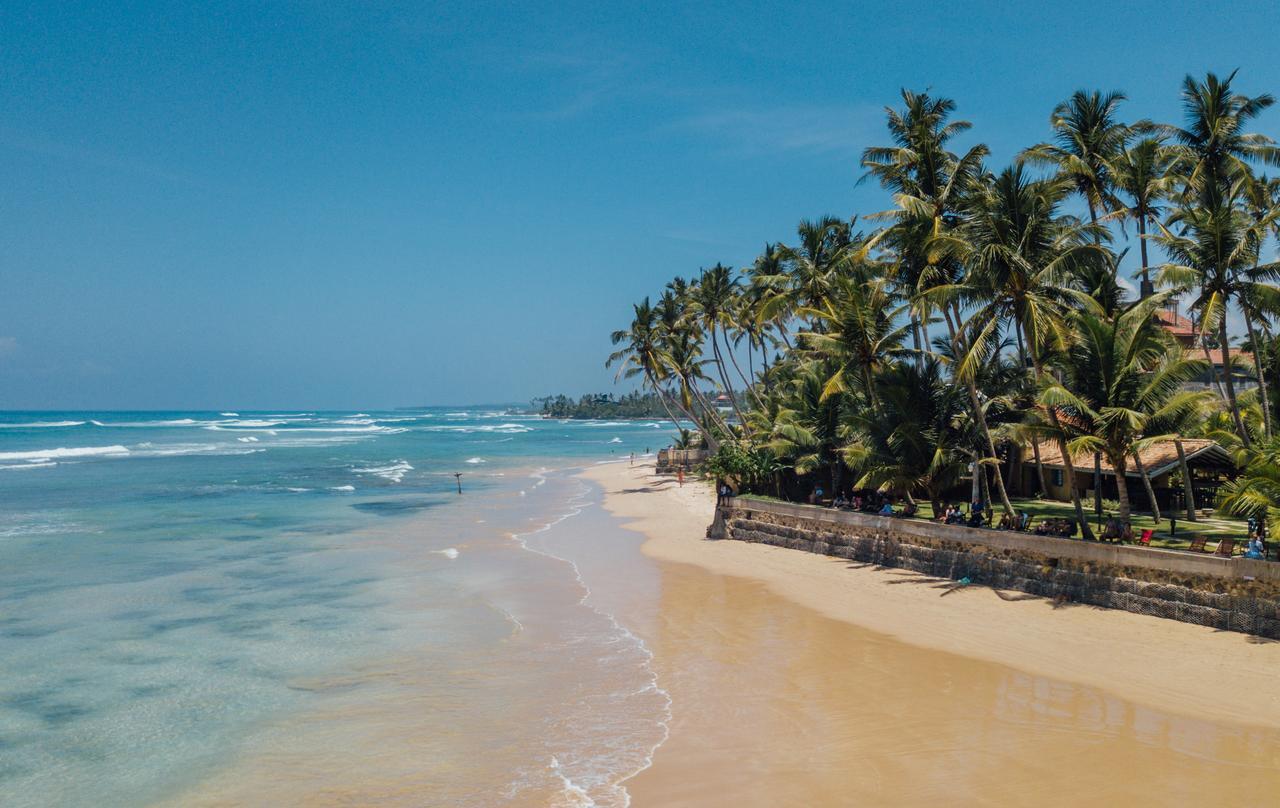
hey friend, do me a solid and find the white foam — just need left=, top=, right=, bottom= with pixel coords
left=285, top=487, right=310, bottom=493
left=0, top=420, right=85, bottom=428
left=237, top=436, right=259, bottom=443
left=219, top=412, right=239, bottom=416
left=608, top=437, right=623, bottom=444
left=329, top=485, right=355, bottom=492
left=465, top=457, right=485, bottom=464
left=0, top=445, right=130, bottom=462
left=0, top=461, right=57, bottom=471
left=352, top=460, right=413, bottom=483
left=434, top=547, right=459, bottom=559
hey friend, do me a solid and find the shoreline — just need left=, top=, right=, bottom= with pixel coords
left=582, top=460, right=1280, bottom=806
left=583, top=461, right=1280, bottom=730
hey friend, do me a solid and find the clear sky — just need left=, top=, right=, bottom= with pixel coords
left=3, top=1, right=1279, bottom=409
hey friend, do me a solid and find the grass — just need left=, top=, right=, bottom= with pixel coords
left=739, top=493, right=1250, bottom=553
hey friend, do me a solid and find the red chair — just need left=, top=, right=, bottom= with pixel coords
left=1137, top=529, right=1153, bottom=546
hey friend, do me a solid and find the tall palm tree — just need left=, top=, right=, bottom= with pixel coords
left=1106, top=136, right=1175, bottom=296
left=1022, top=89, right=1131, bottom=240
left=689, top=264, right=750, bottom=427
left=938, top=164, right=1104, bottom=527
left=1238, top=172, right=1280, bottom=437
left=1165, top=70, right=1279, bottom=201
left=1155, top=186, right=1275, bottom=450
left=607, top=298, right=710, bottom=444
left=862, top=90, right=989, bottom=356
left=1046, top=294, right=1207, bottom=521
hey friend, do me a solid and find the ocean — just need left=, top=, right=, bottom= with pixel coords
left=0, top=409, right=672, bottom=807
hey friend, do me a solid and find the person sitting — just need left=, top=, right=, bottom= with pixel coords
left=998, top=511, right=1014, bottom=530
left=945, top=505, right=963, bottom=525
left=901, top=501, right=918, bottom=518
left=879, top=500, right=894, bottom=516
left=1246, top=534, right=1266, bottom=560
left=967, top=506, right=984, bottom=527
left=832, top=493, right=848, bottom=509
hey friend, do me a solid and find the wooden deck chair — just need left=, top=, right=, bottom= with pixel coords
left=1187, top=535, right=1208, bottom=553
left=1137, top=529, right=1154, bottom=546
left=1214, top=538, right=1237, bottom=558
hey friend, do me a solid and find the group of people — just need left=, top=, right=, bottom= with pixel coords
left=829, top=491, right=918, bottom=518
left=938, top=501, right=988, bottom=528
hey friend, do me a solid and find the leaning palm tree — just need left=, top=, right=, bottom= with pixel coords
left=1022, top=89, right=1132, bottom=240
left=1045, top=294, right=1208, bottom=521
left=688, top=264, right=751, bottom=427
left=1237, top=172, right=1280, bottom=437
left=607, top=298, right=717, bottom=448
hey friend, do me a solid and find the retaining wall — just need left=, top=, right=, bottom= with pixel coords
left=713, top=498, right=1280, bottom=638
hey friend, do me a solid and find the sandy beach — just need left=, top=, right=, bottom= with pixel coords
left=585, top=461, right=1280, bottom=806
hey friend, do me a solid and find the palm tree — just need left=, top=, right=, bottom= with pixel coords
left=1045, top=294, right=1207, bottom=521
left=689, top=264, right=751, bottom=427
left=938, top=164, right=1103, bottom=526
left=1022, top=89, right=1131, bottom=239
left=1165, top=70, right=1279, bottom=201
left=862, top=90, right=989, bottom=356
left=1154, top=187, right=1273, bottom=450
left=798, top=274, right=912, bottom=410
left=608, top=298, right=720, bottom=449
left=1106, top=136, right=1175, bottom=296
left=843, top=357, right=969, bottom=515
left=1238, top=172, right=1280, bottom=437
left=1218, top=436, right=1280, bottom=534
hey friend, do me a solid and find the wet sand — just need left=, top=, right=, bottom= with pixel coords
left=586, top=462, right=1280, bottom=806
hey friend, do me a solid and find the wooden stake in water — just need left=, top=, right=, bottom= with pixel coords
left=454, top=472, right=462, bottom=494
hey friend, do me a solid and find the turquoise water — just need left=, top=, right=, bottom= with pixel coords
left=0, top=409, right=672, bottom=806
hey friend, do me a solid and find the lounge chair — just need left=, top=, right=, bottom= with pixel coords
left=1137, top=529, right=1153, bottom=546
left=1214, top=538, right=1237, bottom=558
left=1187, top=535, right=1208, bottom=553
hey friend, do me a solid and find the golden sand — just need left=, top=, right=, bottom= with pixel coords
left=586, top=461, right=1280, bottom=807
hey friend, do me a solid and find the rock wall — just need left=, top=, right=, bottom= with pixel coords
left=717, top=499, right=1280, bottom=638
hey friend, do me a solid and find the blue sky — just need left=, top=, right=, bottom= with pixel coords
left=2, top=1, right=1278, bottom=409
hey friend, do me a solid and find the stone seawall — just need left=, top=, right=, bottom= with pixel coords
left=714, top=498, right=1280, bottom=638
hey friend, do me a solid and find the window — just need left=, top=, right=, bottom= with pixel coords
left=1052, top=469, right=1064, bottom=487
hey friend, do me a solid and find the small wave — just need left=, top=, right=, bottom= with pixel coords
left=0, top=461, right=57, bottom=471
left=285, top=487, right=311, bottom=493
left=434, top=547, right=459, bottom=559
left=0, top=445, right=130, bottom=462
left=330, top=485, right=355, bottom=492
left=608, top=437, right=623, bottom=444
left=219, top=412, right=239, bottom=416
left=0, top=420, right=85, bottom=428
left=352, top=460, right=413, bottom=483
left=465, top=457, right=485, bottom=464
left=237, top=436, right=259, bottom=443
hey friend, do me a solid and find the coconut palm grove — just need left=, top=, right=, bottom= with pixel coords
left=608, top=71, right=1280, bottom=544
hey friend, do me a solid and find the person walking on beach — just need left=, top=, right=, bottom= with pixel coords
left=677, top=468, right=684, bottom=487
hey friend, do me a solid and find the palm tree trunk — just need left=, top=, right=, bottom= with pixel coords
left=721, top=326, right=766, bottom=410
left=1175, top=439, right=1197, bottom=522
left=1030, top=439, right=1049, bottom=497
left=1033, top=359, right=1095, bottom=540
left=970, top=452, right=981, bottom=505
left=1113, top=454, right=1131, bottom=522
left=943, top=311, right=1014, bottom=515
left=1243, top=304, right=1272, bottom=439
left=1133, top=451, right=1161, bottom=524
left=710, top=329, right=749, bottom=428
left=652, top=373, right=719, bottom=453
left=1218, top=314, right=1252, bottom=450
